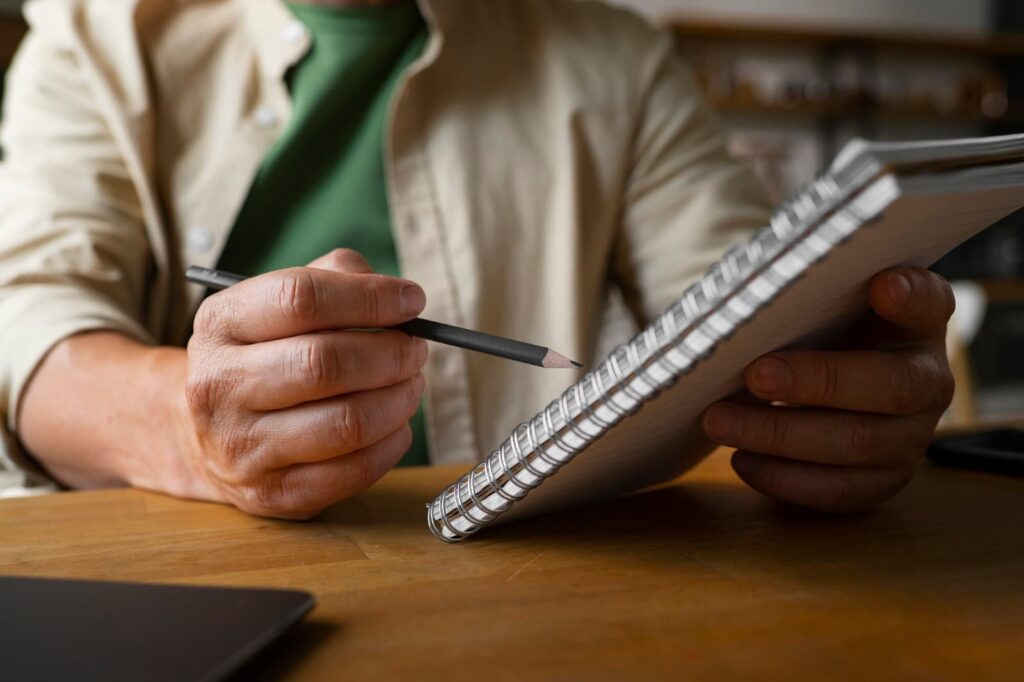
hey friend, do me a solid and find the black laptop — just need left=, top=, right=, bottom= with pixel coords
left=0, top=576, right=315, bottom=682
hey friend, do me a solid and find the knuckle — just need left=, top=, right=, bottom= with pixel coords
left=317, top=248, right=368, bottom=275
left=762, top=410, right=790, bottom=453
left=350, top=451, right=375, bottom=490
left=276, top=270, right=320, bottom=323
left=184, top=371, right=220, bottom=421
left=218, top=421, right=259, bottom=466
left=393, top=337, right=416, bottom=379
left=193, top=298, right=226, bottom=339
left=184, top=360, right=246, bottom=427
left=817, top=354, right=841, bottom=404
left=330, top=248, right=366, bottom=270
left=333, top=402, right=367, bottom=451
left=300, top=336, right=338, bottom=390
left=242, top=475, right=287, bottom=516
left=325, top=248, right=353, bottom=268
left=356, top=277, right=383, bottom=323
left=840, top=417, right=877, bottom=464
left=890, top=357, right=928, bottom=414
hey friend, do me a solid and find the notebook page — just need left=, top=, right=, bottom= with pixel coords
left=832, top=133, right=1024, bottom=179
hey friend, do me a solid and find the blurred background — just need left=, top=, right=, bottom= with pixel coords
left=0, top=0, right=1021, bottom=428
left=615, top=0, right=1024, bottom=430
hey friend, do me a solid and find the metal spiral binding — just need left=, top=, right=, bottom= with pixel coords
left=428, top=172, right=856, bottom=542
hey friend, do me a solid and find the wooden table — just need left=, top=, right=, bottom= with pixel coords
left=1, top=449, right=1021, bottom=681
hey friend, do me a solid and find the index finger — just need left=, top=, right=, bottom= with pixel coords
left=195, top=267, right=426, bottom=343
left=868, top=268, right=955, bottom=343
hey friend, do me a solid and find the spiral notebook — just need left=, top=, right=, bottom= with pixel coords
left=427, top=134, right=1024, bottom=542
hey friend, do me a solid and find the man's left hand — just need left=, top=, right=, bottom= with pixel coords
left=701, top=267, right=956, bottom=512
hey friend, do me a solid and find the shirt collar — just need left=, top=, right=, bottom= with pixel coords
left=247, top=0, right=447, bottom=81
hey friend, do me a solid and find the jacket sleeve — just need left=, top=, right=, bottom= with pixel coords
left=615, top=30, right=773, bottom=324
left=0, top=6, right=154, bottom=495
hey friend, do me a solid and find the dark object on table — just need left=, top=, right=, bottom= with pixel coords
left=928, top=428, right=1024, bottom=476
left=0, top=576, right=315, bottom=682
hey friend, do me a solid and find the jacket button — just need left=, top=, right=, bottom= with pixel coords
left=187, top=227, right=214, bottom=253
left=254, top=106, right=279, bottom=130
left=280, top=21, right=306, bottom=44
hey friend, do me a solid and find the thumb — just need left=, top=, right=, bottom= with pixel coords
left=867, top=267, right=954, bottom=345
left=307, top=248, right=375, bottom=275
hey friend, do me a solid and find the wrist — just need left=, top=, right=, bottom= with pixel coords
left=19, top=332, right=208, bottom=495
left=125, top=344, right=218, bottom=502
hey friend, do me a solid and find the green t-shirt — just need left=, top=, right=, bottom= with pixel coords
left=218, top=2, right=430, bottom=466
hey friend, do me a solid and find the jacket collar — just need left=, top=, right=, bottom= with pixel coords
left=246, top=0, right=447, bottom=81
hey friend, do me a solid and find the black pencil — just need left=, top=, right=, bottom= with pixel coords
left=185, top=266, right=582, bottom=369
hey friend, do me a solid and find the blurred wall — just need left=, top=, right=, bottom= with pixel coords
left=0, top=0, right=996, bottom=35
left=615, top=0, right=992, bottom=36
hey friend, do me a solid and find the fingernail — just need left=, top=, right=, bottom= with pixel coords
left=703, top=404, right=738, bottom=442
left=887, top=273, right=912, bottom=306
left=401, top=284, right=426, bottom=317
left=750, top=356, right=791, bottom=396
left=415, top=338, right=428, bottom=366
left=414, top=372, right=426, bottom=392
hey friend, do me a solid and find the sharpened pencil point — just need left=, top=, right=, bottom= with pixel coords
left=542, top=349, right=583, bottom=369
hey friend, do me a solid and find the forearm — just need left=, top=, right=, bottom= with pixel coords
left=17, top=331, right=205, bottom=497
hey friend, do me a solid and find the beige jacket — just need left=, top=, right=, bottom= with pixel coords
left=0, top=0, right=771, bottom=495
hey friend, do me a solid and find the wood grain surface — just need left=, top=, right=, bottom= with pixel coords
left=0, top=449, right=1021, bottom=681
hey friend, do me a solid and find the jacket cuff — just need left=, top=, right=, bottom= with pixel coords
left=0, top=284, right=154, bottom=434
left=0, top=426, right=59, bottom=498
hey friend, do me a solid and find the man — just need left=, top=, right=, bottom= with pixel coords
left=0, top=0, right=954, bottom=518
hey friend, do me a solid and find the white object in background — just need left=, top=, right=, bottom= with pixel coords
left=948, top=280, right=988, bottom=355
left=943, top=281, right=988, bottom=427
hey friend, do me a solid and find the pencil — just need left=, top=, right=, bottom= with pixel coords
left=185, top=266, right=582, bottom=370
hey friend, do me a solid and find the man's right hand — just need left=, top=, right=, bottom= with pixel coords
left=179, top=249, right=428, bottom=518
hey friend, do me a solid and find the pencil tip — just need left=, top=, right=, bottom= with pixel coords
left=542, top=349, right=583, bottom=369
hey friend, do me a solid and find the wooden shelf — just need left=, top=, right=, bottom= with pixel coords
left=710, top=98, right=846, bottom=118
left=669, top=17, right=1024, bottom=58
left=876, top=103, right=1024, bottom=125
left=977, top=279, right=1024, bottom=304
left=707, top=97, right=1024, bottom=126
